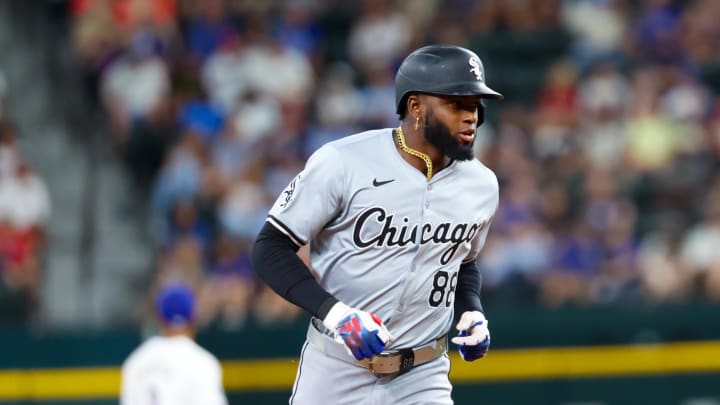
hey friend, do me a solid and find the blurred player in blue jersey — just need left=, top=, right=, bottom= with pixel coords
left=120, top=282, right=227, bottom=405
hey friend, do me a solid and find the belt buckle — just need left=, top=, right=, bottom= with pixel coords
left=367, top=348, right=415, bottom=376
left=366, top=352, right=389, bottom=376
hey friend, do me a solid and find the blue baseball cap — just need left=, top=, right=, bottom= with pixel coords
left=156, top=282, right=196, bottom=326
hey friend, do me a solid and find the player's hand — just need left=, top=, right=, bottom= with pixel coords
left=451, top=311, right=490, bottom=361
left=323, top=302, right=393, bottom=361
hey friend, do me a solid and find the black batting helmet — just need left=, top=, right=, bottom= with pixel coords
left=395, top=45, right=503, bottom=114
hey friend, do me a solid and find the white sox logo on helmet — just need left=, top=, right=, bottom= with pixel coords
left=468, top=57, right=483, bottom=81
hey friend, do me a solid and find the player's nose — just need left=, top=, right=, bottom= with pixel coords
left=462, top=109, right=478, bottom=125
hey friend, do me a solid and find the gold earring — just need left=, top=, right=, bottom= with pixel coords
left=414, top=116, right=420, bottom=131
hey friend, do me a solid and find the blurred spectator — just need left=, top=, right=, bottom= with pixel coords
left=181, top=0, right=237, bottom=65
left=305, top=62, right=362, bottom=154
left=217, top=176, right=268, bottom=241
left=239, top=17, right=315, bottom=105
left=631, top=0, right=684, bottom=64
left=0, top=121, right=50, bottom=319
left=101, top=30, right=171, bottom=141
left=209, top=123, right=252, bottom=182
left=0, top=120, right=20, bottom=178
left=71, top=0, right=177, bottom=32
left=582, top=169, right=640, bottom=304
left=177, top=94, right=224, bottom=144
left=682, top=1, right=720, bottom=93
left=273, top=0, right=325, bottom=59
left=533, top=59, right=580, bottom=159
left=357, top=65, right=397, bottom=129
left=164, top=198, right=212, bottom=254
left=562, top=0, right=628, bottom=71
left=196, top=233, right=255, bottom=330
left=469, top=0, right=573, bottom=104
left=0, top=69, right=7, bottom=120
left=347, top=0, right=412, bottom=76
left=680, top=187, right=720, bottom=300
left=709, top=104, right=720, bottom=160
left=71, top=0, right=178, bottom=98
left=156, top=235, right=204, bottom=290
left=577, top=59, right=630, bottom=170
left=150, top=132, right=205, bottom=240
left=0, top=161, right=51, bottom=236
left=200, top=26, right=247, bottom=114
left=227, top=89, right=282, bottom=145
left=637, top=228, right=689, bottom=303
left=542, top=222, right=605, bottom=307
left=71, top=0, right=125, bottom=97
left=623, top=67, right=679, bottom=174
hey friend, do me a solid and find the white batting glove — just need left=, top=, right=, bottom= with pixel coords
left=451, top=311, right=491, bottom=361
left=323, top=302, right=393, bottom=361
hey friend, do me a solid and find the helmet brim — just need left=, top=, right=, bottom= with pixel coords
left=420, top=81, right=504, bottom=100
left=474, top=83, right=504, bottom=100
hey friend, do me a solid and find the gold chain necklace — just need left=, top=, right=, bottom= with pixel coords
left=395, top=126, right=433, bottom=181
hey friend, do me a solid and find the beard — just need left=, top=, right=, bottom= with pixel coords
left=423, top=110, right=475, bottom=161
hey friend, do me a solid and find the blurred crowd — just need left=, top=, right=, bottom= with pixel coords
left=0, top=81, right=51, bottom=323
left=64, top=0, right=720, bottom=330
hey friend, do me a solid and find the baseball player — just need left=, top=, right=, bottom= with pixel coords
left=120, top=282, right=228, bottom=405
left=252, top=44, right=502, bottom=404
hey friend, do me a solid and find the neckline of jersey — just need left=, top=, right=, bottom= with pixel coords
left=385, top=127, right=457, bottom=184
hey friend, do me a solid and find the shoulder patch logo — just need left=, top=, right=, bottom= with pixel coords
left=469, top=57, right=483, bottom=81
left=279, top=173, right=302, bottom=209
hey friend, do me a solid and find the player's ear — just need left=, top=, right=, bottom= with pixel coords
left=407, top=94, right=422, bottom=117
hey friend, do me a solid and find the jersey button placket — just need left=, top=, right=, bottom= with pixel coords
left=397, top=184, right=427, bottom=313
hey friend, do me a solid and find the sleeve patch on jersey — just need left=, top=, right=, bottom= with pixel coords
left=279, top=173, right=302, bottom=209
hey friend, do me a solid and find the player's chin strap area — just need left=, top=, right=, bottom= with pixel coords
left=308, top=318, right=448, bottom=377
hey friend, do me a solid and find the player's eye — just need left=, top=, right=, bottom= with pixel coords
left=451, top=101, right=464, bottom=109
left=454, top=101, right=475, bottom=112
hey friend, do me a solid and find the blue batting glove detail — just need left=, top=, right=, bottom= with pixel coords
left=337, top=312, right=387, bottom=361
left=452, top=312, right=491, bottom=362
left=458, top=332, right=490, bottom=361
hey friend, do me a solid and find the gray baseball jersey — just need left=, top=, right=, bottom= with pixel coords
left=268, top=128, right=498, bottom=349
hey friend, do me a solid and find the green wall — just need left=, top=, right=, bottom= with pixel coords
left=4, top=302, right=720, bottom=369
left=2, top=302, right=720, bottom=404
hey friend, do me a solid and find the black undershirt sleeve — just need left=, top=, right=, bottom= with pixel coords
left=454, top=260, right=485, bottom=322
left=251, top=221, right=338, bottom=319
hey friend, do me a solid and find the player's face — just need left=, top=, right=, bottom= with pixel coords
left=422, top=95, right=482, bottom=161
